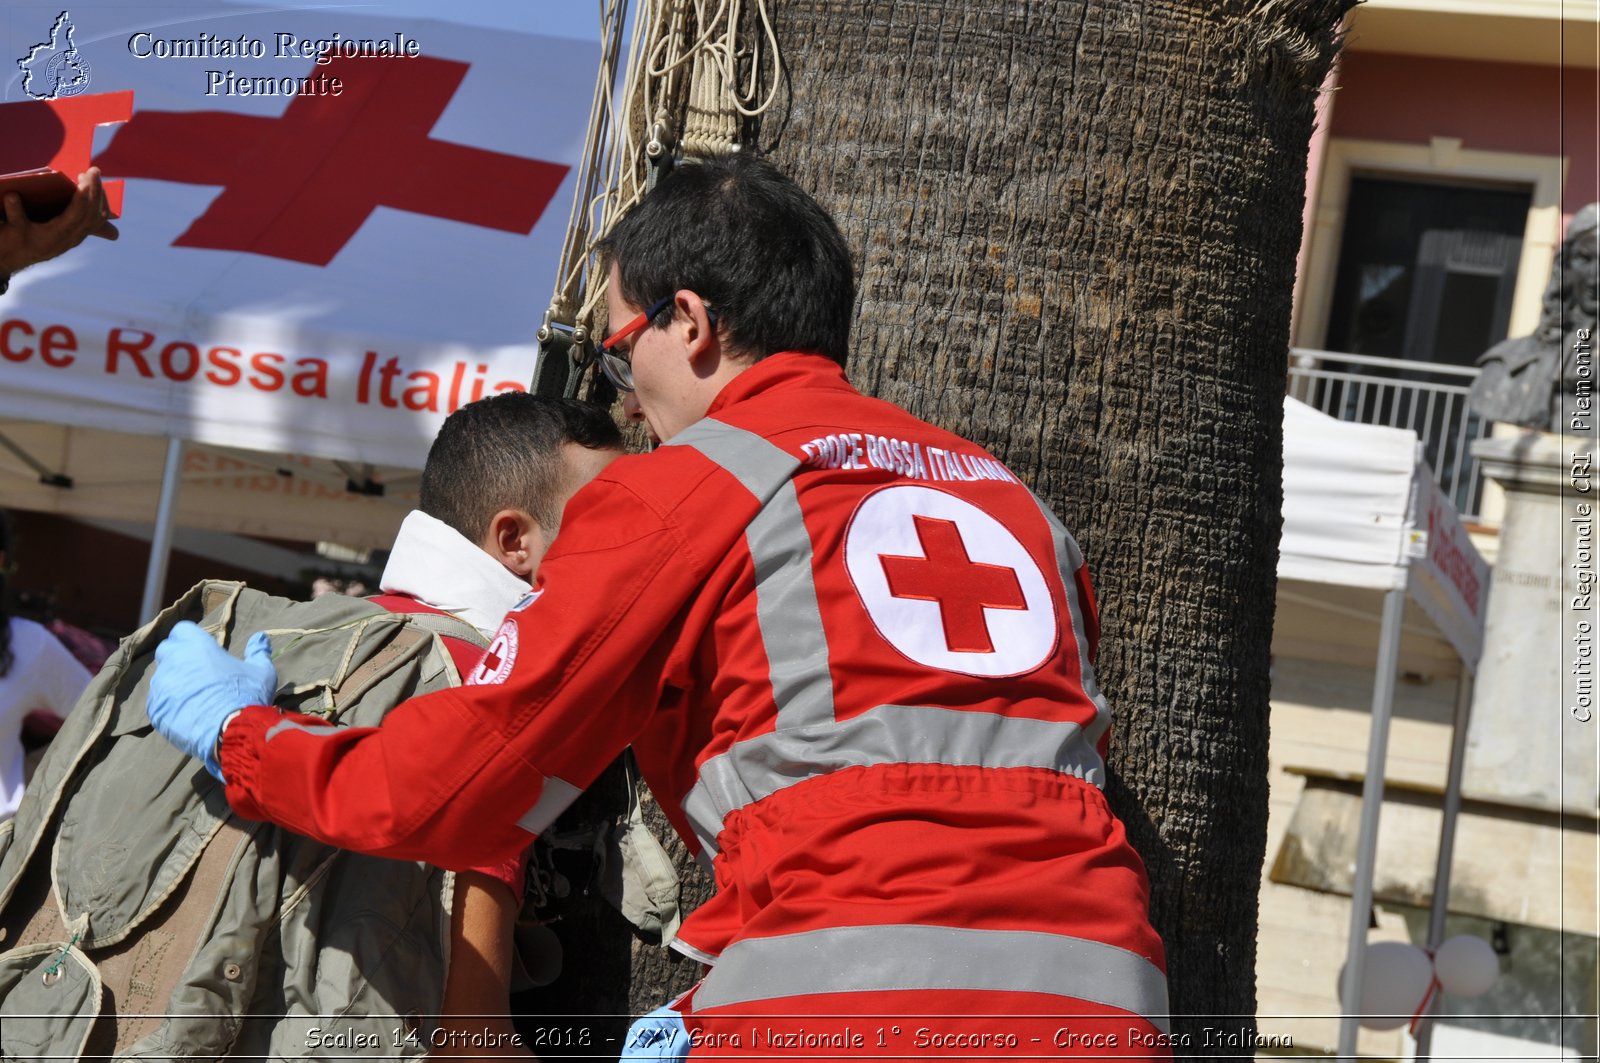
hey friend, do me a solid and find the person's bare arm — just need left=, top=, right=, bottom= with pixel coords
left=434, top=870, right=534, bottom=1060
left=0, top=167, right=118, bottom=281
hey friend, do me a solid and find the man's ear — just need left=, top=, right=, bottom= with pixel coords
left=480, top=508, right=545, bottom=579
left=675, top=289, right=719, bottom=365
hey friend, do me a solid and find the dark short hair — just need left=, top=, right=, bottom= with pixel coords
left=418, top=393, right=623, bottom=541
left=598, top=154, right=856, bottom=366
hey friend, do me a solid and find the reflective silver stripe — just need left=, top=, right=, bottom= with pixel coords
left=515, top=776, right=583, bottom=835
left=681, top=703, right=1105, bottom=845
left=264, top=719, right=342, bottom=741
left=685, top=786, right=722, bottom=855
left=666, top=418, right=801, bottom=496
left=669, top=418, right=834, bottom=729
left=1029, top=493, right=1114, bottom=752
left=694, top=923, right=1170, bottom=1030
left=672, top=937, right=721, bottom=965
left=744, top=484, right=835, bottom=728
left=688, top=818, right=720, bottom=857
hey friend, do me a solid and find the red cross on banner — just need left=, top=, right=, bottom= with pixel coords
left=94, top=54, right=568, bottom=266
left=880, top=515, right=1028, bottom=654
left=0, top=92, right=132, bottom=217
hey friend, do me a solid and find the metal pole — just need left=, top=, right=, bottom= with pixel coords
left=138, top=437, right=185, bottom=625
left=1338, top=583, right=1410, bottom=1058
left=1412, top=669, right=1476, bottom=1059
left=0, top=429, right=72, bottom=486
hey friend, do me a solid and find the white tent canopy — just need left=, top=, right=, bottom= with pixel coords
left=1280, top=396, right=1487, bottom=669
left=0, top=420, right=415, bottom=551
left=1279, top=396, right=1490, bottom=1053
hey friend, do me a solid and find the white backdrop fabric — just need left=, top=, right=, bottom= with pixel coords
left=0, top=1, right=596, bottom=470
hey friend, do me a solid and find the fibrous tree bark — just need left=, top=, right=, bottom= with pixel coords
left=612, top=0, right=1353, bottom=1049
left=753, top=0, right=1351, bottom=1039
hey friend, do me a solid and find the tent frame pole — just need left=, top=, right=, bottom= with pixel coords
left=0, top=429, right=71, bottom=487
left=139, top=437, right=185, bottom=625
left=1411, top=667, right=1476, bottom=1058
left=1338, top=581, right=1409, bottom=1058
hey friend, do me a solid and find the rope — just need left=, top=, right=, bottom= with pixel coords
left=42, top=925, right=83, bottom=982
left=535, top=0, right=783, bottom=398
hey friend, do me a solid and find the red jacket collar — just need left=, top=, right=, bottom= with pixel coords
left=705, top=352, right=854, bottom=418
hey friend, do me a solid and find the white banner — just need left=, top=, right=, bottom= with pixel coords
left=0, top=1, right=597, bottom=469
left=1406, top=464, right=1490, bottom=671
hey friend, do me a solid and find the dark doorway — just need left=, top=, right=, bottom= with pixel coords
left=1326, top=175, right=1530, bottom=365
left=1313, top=175, right=1532, bottom=516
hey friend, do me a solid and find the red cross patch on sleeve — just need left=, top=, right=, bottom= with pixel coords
left=467, top=619, right=518, bottom=686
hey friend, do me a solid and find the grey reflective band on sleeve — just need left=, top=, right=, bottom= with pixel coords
left=263, top=719, right=344, bottom=742
left=514, top=776, right=583, bottom=835
left=665, top=418, right=803, bottom=495
left=693, top=923, right=1171, bottom=1030
left=680, top=702, right=1105, bottom=849
left=683, top=811, right=722, bottom=858
left=1028, top=492, right=1114, bottom=751
left=667, top=418, right=835, bottom=729
left=743, top=485, right=835, bottom=729
left=671, top=937, right=721, bottom=965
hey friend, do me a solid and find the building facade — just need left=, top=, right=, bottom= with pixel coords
left=1262, top=2, right=1598, bottom=1058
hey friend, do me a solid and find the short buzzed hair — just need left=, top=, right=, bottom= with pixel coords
left=418, top=393, right=623, bottom=542
left=598, top=154, right=856, bottom=366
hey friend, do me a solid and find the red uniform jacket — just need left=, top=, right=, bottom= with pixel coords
left=221, top=354, right=1167, bottom=1028
left=367, top=591, right=524, bottom=896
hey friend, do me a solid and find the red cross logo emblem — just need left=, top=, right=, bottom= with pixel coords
left=879, top=516, right=1026, bottom=653
left=468, top=621, right=518, bottom=686
left=94, top=55, right=568, bottom=266
left=845, top=485, right=1058, bottom=677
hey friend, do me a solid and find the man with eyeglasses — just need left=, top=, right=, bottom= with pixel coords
left=148, top=155, right=1171, bottom=1058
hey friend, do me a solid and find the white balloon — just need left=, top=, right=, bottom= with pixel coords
left=1338, top=941, right=1434, bottom=1030
left=1434, top=935, right=1499, bottom=998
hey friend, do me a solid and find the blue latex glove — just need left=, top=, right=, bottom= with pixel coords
left=621, top=1005, right=691, bottom=1061
left=150, top=621, right=277, bottom=781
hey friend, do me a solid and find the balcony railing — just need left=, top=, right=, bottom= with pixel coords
left=1288, top=348, right=1490, bottom=521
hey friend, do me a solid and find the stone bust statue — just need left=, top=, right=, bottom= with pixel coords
left=1469, top=204, right=1598, bottom=430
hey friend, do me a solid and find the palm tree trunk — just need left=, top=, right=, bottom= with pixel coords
left=743, top=0, right=1352, bottom=1038
left=613, top=0, right=1351, bottom=1046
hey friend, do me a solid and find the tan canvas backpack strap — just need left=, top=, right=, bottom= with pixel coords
left=91, top=817, right=254, bottom=1053
left=328, top=612, right=487, bottom=711
left=400, top=611, right=490, bottom=649
left=200, top=581, right=242, bottom=620
left=327, top=624, right=432, bottom=711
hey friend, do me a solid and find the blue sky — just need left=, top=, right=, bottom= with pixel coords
left=3, top=1, right=602, bottom=55
left=218, top=0, right=601, bottom=41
